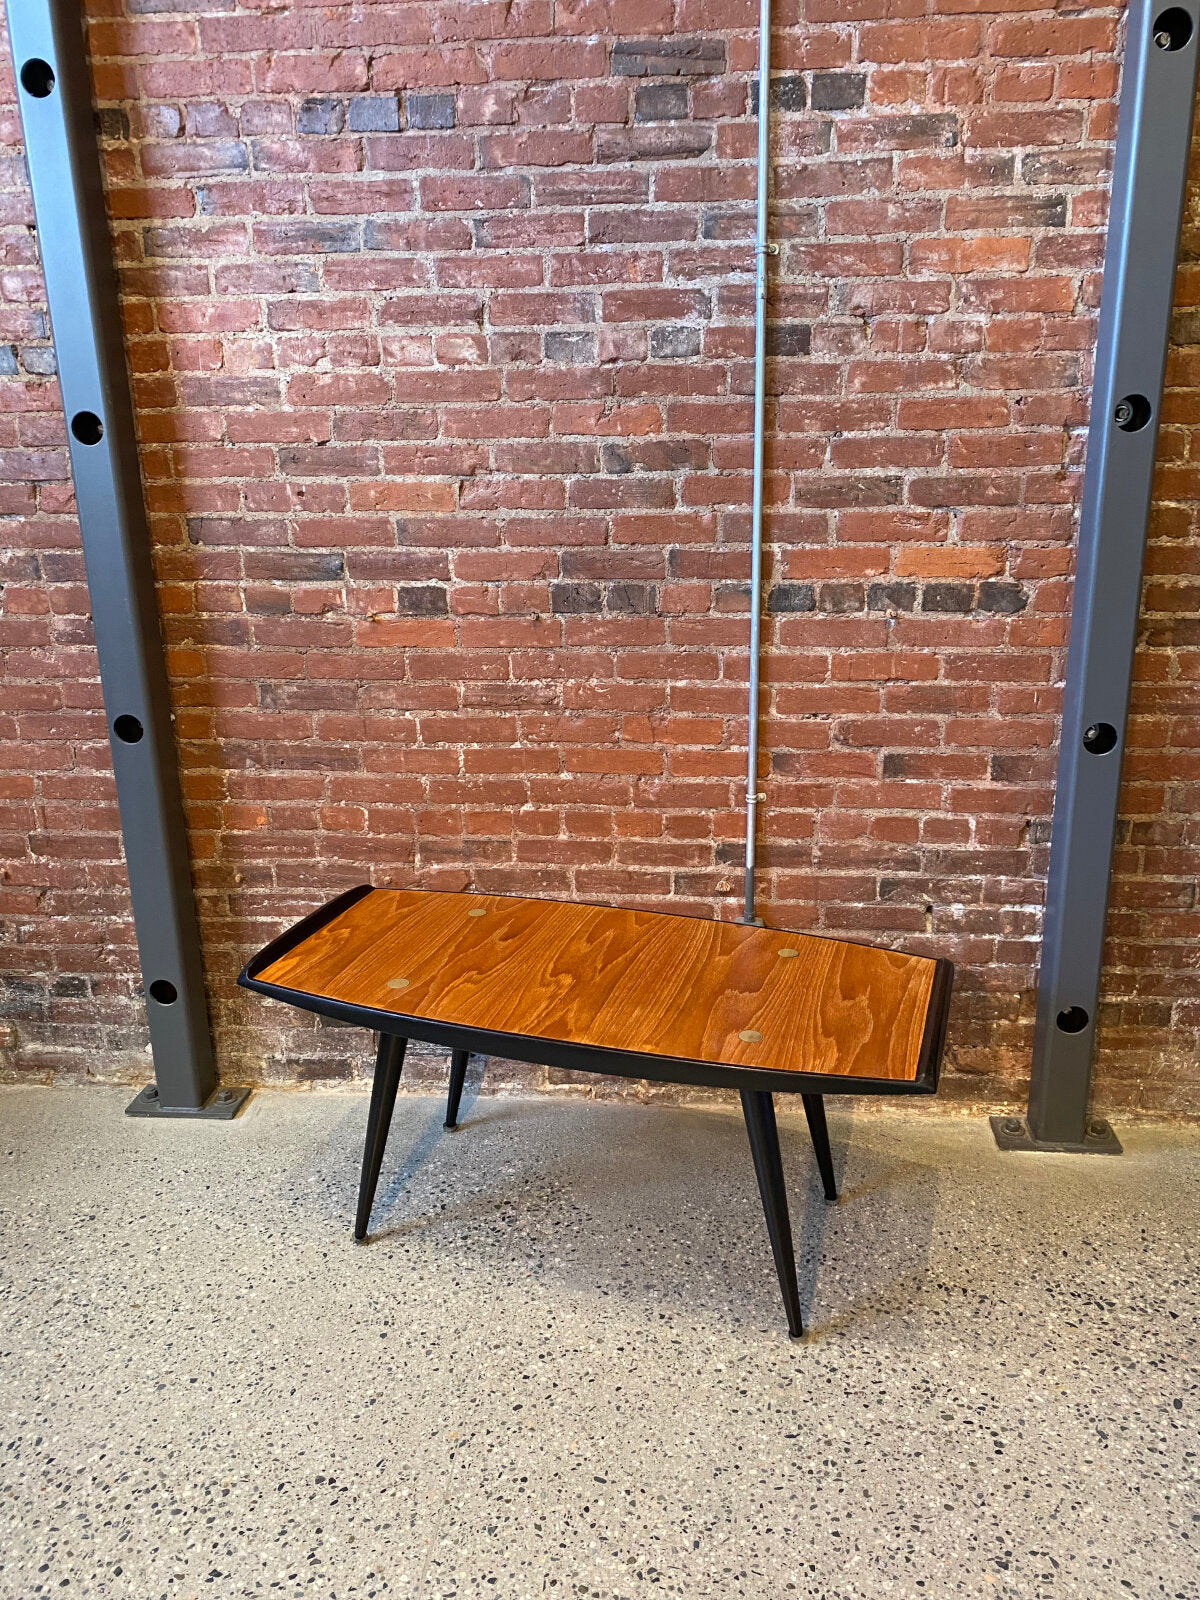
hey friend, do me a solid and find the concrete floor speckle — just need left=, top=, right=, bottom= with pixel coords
left=0, top=1082, right=1197, bottom=1600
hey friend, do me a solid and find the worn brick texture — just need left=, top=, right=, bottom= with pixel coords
left=0, top=1, right=1197, bottom=1110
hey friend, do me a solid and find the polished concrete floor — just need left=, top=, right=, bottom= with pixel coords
left=1, top=1082, right=1197, bottom=1600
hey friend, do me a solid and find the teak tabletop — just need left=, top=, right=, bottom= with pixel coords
left=249, top=887, right=942, bottom=1085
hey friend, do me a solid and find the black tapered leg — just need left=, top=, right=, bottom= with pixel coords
left=445, top=1049, right=469, bottom=1130
left=802, top=1093, right=837, bottom=1202
left=740, top=1089, right=803, bottom=1339
left=354, top=1033, right=406, bottom=1241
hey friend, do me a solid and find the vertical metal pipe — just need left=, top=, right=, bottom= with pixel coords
left=743, top=0, right=772, bottom=925
left=1024, top=0, right=1200, bottom=1145
left=6, top=0, right=229, bottom=1114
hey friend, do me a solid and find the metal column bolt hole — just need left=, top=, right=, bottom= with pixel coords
left=113, top=714, right=143, bottom=743
left=149, top=979, right=178, bottom=1005
left=1113, top=393, right=1151, bottom=432
left=1056, top=1006, right=1090, bottom=1034
left=70, top=410, right=104, bottom=445
left=20, top=59, right=55, bottom=97
left=1083, top=722, right=1118, bottom=755
left=1153, top=8, right=1194, bottom=50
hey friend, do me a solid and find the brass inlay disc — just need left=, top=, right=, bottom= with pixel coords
left=467, top=907, right=486, bottom=917
left=387, top=977, right=411, bottom=990
left=777, top=948, right=798, bottom=959
left=739, top=1029, right=763, bottom=1044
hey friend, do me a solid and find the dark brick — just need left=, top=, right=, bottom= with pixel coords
left=244, top=586, right=293, bottom=616
left=297, top=98, right=345, bottom=135
left=601, top=444, right=634, bottom=474
left=977, top=580, right=1027, bottom=614
left=545, top=330, right=596, bottom=364
left=50, top=975, right=89, bottom=998
left=612, top=38, right=726, bottom=77
left=95, top=107, right=129, bottom=141
left=767, top=323, right=811, bottom=357
left=636, top=83, right=689, bottom=121
left=395, top=586, right=449, bottom=617
left=607, top=582, right=655, bottom=614
left=923, top=581, right=975, bottom=613
left=244, top=550, right=345, bottom=580
left=811, top=73, right=867, bottom=111
left=348, top=96, right=401, bottom=133
left=867, top=581, right=917, bottom=611
left=0, top=346, right=19, bottom=377
left=406, top=92, right=456, bottom=130
left=551, top=582, right=603, bottom=613
left=0, top=979, right=46, bottom=1020
left=767, top=583, right=816, bottom=613
left=750, top=76, right=807, bottom=114
left=19, top=346, right=56, bottom=376
left=882, top=754, right=914, bottom=777
left=819, top=582, right=865, bottom=613
left=596, top=125, right=713, bottom=162
left=36, top=553, right=78, bottom=581
left=612, top=440, right=707, bottom=472
left=701, top=210, right=749, bottom=240
left=363, top=220, right=403, bottom=251
left=650, top=325, right=702, bottom=359
left=256, top=220, right=361, bottom=254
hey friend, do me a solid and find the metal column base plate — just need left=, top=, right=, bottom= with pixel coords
left=125, top=1084, right=252, bottom=1120
left=989, top=1114, right=1122, bottom=1155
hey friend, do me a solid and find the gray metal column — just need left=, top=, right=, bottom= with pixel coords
left=6, top=0, right=246, bottom=1118
left=994, top=0, right=1200, bottom=1154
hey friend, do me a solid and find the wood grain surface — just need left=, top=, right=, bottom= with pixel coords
left=255, top=889, right=938, bottom=1082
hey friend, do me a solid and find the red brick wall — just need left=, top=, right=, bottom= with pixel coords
left=0, top=1, right=1197, bottom=1111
